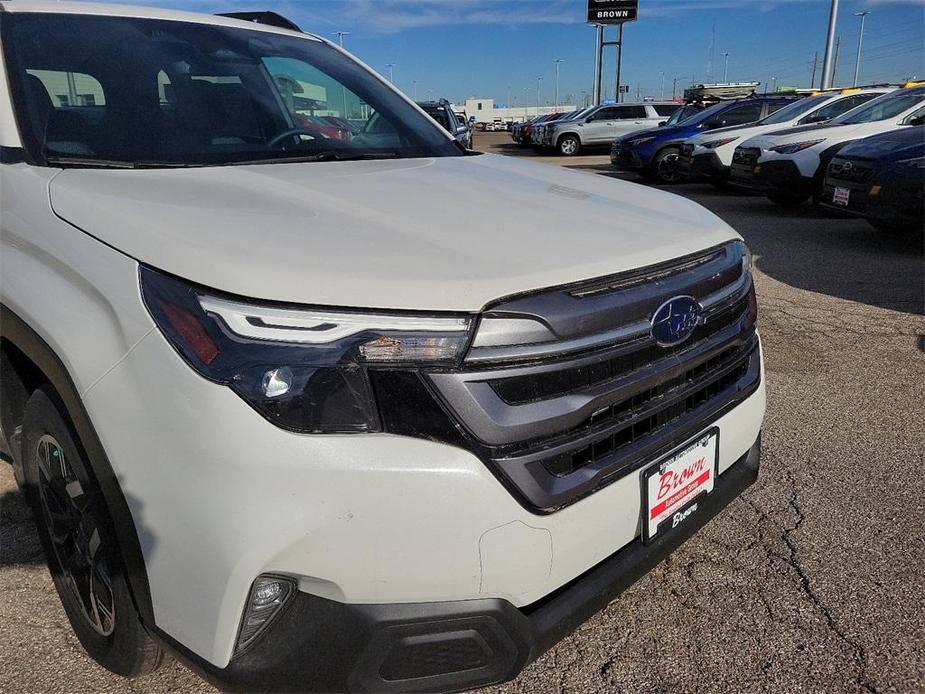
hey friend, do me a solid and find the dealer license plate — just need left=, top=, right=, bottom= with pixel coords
left=641, top=430, right=719, bottom=543
left=833, top=186, right=851, bottom=206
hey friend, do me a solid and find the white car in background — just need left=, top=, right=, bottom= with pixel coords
left=729, top=84, right=925, bottom=205
left=679, top=87, right=892, bottom=187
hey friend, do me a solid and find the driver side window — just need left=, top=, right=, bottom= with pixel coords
left=261, top=56, right=385, bottom=141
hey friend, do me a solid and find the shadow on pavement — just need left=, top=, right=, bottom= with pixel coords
left=0, top=485, right=45, bottom=567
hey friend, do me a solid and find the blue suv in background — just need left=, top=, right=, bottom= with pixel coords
left=611, top=96, right=797, bottom=183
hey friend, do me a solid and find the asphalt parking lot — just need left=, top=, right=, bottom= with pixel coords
left=2, top=131, right=923, bottom=693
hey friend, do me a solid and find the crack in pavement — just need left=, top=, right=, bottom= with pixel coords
left=776, top=463, right=879, bottom=693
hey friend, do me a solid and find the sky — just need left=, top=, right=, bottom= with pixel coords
left=66, top=0, right=925, bottom=105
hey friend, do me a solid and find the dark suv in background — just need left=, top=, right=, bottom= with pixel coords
left=820, top=124, right=925, bottom=234
left=417, top=99, right=472, bottom=149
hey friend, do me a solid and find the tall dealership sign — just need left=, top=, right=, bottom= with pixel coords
left=587, top=0, right=638, bottom=24
left=588, top=1, right=638, bottom=106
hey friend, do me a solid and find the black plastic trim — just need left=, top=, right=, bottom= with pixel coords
left=153, top=436, right=761, bottom=693
left=0, top=304, right=155, bottom=624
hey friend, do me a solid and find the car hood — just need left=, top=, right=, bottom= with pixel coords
left=743, top=122, right=875, bottom=149
left=48, top=153, right=738, bottom=312
left=619, top=125, right=694, bottom=144
left=688, top=120, right=797, bottom=146
left=838, top=126, right=924, bottom=161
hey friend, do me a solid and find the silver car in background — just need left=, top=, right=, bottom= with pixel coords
left=548, top=102, right=682, bottom=156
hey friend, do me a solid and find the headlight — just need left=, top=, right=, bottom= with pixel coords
left=140, top=266, right=473, bottom=433
left=897, top=156, right=925, bottom=169
left=702, top=137, right=739, bottom=149
left=630, top=136, right=656, bottom=147
left=770, top=139, right=825, bottom=154
left=736, top=239, right=753, bottom=274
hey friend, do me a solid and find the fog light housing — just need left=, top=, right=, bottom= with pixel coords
left=235, top=575, right=295, bottom=654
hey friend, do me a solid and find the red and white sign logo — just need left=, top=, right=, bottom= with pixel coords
left=644, top=434, right=717, bottom=541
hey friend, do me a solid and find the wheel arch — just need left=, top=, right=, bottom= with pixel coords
left=556, top=130, right=581, bottom=147
left=0, top=303, right=155, bottom=625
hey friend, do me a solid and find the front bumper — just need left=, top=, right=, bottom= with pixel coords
left=730, top=159, right=811, bottom=196
left=168, top=436, right=762, bottom=693
left=679, top=151, right=729, bottom=180
left=610, top=143, right=646, bottom=171
left=820, top=167, right=925, bottom=228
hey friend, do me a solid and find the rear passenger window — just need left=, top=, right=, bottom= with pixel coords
left=653, top=104, right=680, bottom=117
left=720, top=103, right=763, bottom=126
left=614, top=105, right=647, bottom=119
left=26, top=69, right=105, bottom=107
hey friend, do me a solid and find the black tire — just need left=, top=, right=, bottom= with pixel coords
left=650, top=147, right=682, bottom=183
left=767, top=191, right=810, bottom=207
left=558, top=134, right=580, bottom=156
left=22, top=386, right=164, bottom=678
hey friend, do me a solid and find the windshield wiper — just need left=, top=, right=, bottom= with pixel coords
left=46, top=157, right=206, bottom=170
left=228, top=151, right=401, bottom=166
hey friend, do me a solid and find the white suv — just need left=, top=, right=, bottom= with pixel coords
left=730, top=85, right=925, bottom=205
left=679, top=88, right=892, bottom=186
left=0, top=4, right=766, bottom=692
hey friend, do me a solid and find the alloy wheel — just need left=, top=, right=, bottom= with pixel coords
left=35, top=434, right=116, bottom=637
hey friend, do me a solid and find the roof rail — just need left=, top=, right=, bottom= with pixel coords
left=217, top=11, right=301, bottom=32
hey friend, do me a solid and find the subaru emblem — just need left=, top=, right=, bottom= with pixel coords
left=651, top=296, right=702, bottom=347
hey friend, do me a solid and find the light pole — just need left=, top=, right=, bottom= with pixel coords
left=536, top=76, right=542, bottom=114
left=554, top=59, right=563, bottom=110
left=853, top=11, right=869, bottom=87
left=386, top=63, right=395, bottom=84
left=821, top=0, right=839, bottom=89
left=659, top=71, right=665, bottom=100
left=332, top=31, right=348, bottom=47
left=769, top=76, right=776, bottom=93
left=722, top=52, right=730, bottom=82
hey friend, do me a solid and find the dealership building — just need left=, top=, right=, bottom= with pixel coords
left=454, top=97, right=576, bottom=123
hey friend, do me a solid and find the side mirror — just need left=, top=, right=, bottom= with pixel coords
left=802, top=115, right=828, bottom=124
left=908, top=116, right=924, bottom=126
left=706, top=119, right=724, bottom=130
left=658, top=120, right=667, bottom=126
left=456, top=124, right=469, bottom=134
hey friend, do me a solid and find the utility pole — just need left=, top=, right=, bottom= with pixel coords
left=832, top=35, right=841, bottom=87
left=810, top=50, right=818, bottom=88
left=853, top=12, right=869, bottom=87
left=672, top=76, right=678, bottom=100
left=592, top=25, right=604, bottom=105
left=615, top=23, right=624, bottom=103
left=386, top=63, right=395, bottom=84
left=820, top=0, right=839, bottom=89
left=722, top=52, right=730, bottom=82
left=660, top=71, right=665, bottom=99
left=554, top=59, right=564, bottom=110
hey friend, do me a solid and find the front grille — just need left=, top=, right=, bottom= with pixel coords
left=426, top=241, right=761, bottom=512
left=732, top=147, right=759, bottom=165
left=827, top=156, right=876, bottom=184
left=541, top=344, right=751, bottom=477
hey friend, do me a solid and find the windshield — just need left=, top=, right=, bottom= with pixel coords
left=835, top=89, right=925, bottom=124
left=3, top=13, right=460, bottom=167
left=759, top=94, right=829, bottom=124
left=664, top=104, right=705, bottom=127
